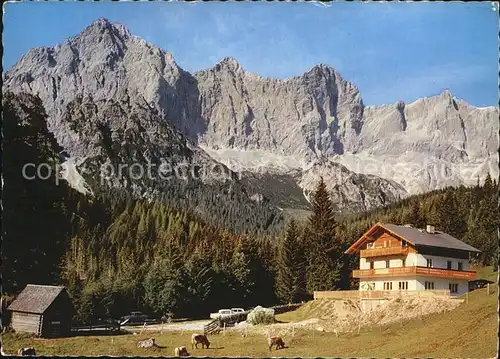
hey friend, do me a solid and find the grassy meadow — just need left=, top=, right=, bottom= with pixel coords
left=3, top=267, right=498, bottom=357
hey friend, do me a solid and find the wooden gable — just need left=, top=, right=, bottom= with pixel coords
left=345, top=223, right=416, bottom=254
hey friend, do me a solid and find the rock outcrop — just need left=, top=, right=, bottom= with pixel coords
left=4, top=18, right=497, bottom=212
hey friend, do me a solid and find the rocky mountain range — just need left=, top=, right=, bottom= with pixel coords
left=4, top=18, right=498, bottom=216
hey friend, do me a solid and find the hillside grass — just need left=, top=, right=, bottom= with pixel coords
left=3, top=267, right=497, bottom=357
left=474, top=264, right=498, bottom=282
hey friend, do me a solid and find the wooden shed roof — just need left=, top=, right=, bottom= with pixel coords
left=7, top=285, right=67, bottom=314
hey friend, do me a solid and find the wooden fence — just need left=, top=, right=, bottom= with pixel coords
left=314, top=289, right=451, bottom=300
left=71, top=320, right=121, bottom=335
left=203, top=319, right=222, bottom=335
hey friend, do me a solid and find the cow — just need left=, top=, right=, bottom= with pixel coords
left=137, top=337, right=156, bottom=348
left=267, top=336, right=285, bottom=351
left=17, top=347, right=36, bottom=356
left=191, top=333, right=210, bottom=349
left=174, top=346, right=190, bottom=356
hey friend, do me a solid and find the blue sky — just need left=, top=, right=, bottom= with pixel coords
left=3, top=1, right=498, bottom=106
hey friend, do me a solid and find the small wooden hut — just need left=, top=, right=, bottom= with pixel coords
left=7, top=285, right=73, bottom=338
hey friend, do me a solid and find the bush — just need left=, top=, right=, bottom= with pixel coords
left=247, top=306, right=275, bottom=325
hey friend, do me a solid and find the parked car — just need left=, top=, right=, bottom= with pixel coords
left=469, top=279, right=494, bottom=291
left=209, top=309, right=232, bottom=319
left=230, top=308, right=245, bottom=314
left=120, top=311, right=148, bottom=324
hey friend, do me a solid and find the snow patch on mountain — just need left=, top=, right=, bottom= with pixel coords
left=60, top=157, right=93, bottom=195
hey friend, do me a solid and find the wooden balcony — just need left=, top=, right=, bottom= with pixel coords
left=314, top=289, right=451, bottom=300
left=353, top=266, right=476, bottom=280
left=360, top=246, right=410, bottom=258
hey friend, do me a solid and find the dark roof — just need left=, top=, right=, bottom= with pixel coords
left=382, top=223, right=481, bottom=252
left=7, top=285, right=66, bottom=314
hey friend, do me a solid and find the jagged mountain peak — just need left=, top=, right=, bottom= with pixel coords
left=3, top=18, right=498, bottom=212
left=308, top=62, right=337, bottom=74
left=82, top=17, right=131, bottom=39
left=212, top=56, right=244, bottom=73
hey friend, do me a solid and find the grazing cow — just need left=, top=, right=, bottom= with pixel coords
left=191, top=333, right=210, bottom=349
left=174, top=346, right=190, bottom=356
left=267, top=336, right=285, bottom=351
left=137, top=337, right=156, bottom=348
left=17, top=347, right=36, bottom=356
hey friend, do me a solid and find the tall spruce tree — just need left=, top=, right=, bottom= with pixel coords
left=306, top=177, right=343, bottom=292
left=406, top=200, right=425, bottom=228
left=276, top=220, right=306, bottom=303
left=432, top=189, right=466, bottom=238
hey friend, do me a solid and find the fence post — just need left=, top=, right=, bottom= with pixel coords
left=487, top=283, right=490, bottom=295
left=466, top=291, right=469, bottom=304
left=223, top=322, right=226, bottom=336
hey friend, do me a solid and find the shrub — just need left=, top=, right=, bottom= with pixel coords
left=247, top=306, right=275, bottom=325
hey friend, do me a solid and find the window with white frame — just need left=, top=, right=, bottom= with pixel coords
left=383, top=282, right=393, bottom=290
left=398, top=281, right=408, bottom=290
left=449, top=283, right=458, bottom=293
left=426, top=258, right=433, bottom=268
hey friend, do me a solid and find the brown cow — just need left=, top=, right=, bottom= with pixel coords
left=174, top=346, right=190, bottom=356
left=191, top=333, right=210, bottom=349
left=17, top=347, right=36, bottom=356
left=267, top=336, right=285, bottom=351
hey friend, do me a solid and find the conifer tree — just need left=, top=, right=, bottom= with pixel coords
left=406, top=200, right=425, bottom=228
left=306, top=177, right=342, bottom=292
left=432, top=189, right=465, bottom=238
left=276, top=220, right=306, bottom=303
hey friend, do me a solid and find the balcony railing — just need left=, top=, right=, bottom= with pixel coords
left=353, top=266, right=476, bottom=280
left=314, top=289, right=451, bottom=300
left=360, top=246, right=410, bottom=258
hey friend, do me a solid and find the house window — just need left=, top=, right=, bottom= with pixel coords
left=384, top=282, right=393, bottom=290
left=424, top=281, right=435, bottom=290
left=426, top=259, right=433, bottom=268
left=449, top=283, right=458, bottom=293
left=401, top=240, right=407, bottom=247
left=370, top=261, right=374, bottom=270
left=447, top=261, right=452, bottom=270
left=367, top=242, right=374, bottom=249
left=398, top=281, right=408, bottom=290
left=458, top=262, right=463, bottom=271
left=386, top=260, right=390, bottom=268
left=384, top=240, right=388, bottom=248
